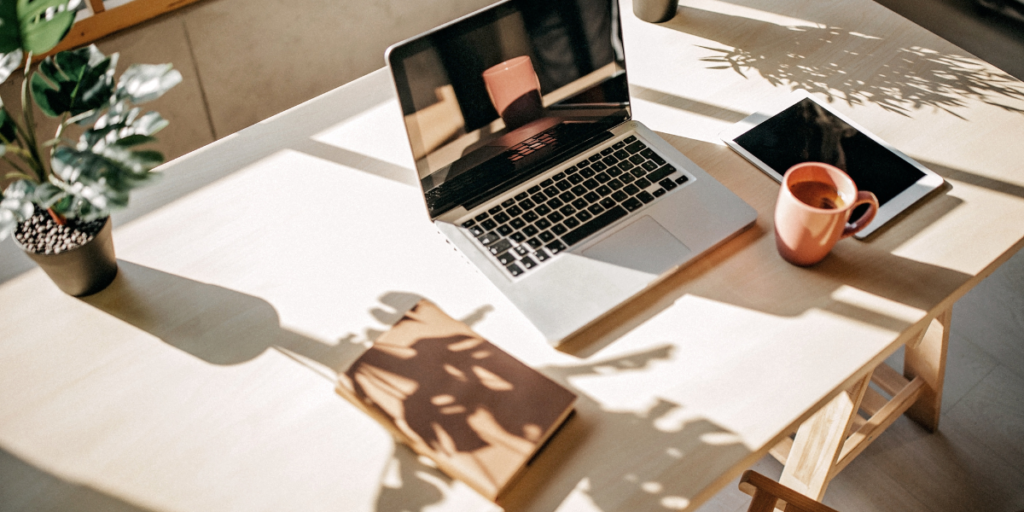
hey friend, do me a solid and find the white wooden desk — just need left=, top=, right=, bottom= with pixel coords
left=2, top=0, right=1024, bottom=510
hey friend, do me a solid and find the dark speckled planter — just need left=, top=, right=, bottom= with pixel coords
left=18, top=217, right=119, bottom=297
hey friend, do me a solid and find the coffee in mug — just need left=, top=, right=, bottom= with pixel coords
left=774, top=162, right=879, bottom=266
left=789, top=181, right=847, bottom=210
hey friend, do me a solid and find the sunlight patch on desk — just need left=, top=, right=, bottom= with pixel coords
left=561, top=479, right=603, bottom=510
left=890, top=179, right=1024, bottom=275
left=642, top=295, right=917, bottom=448
left=631, top=97, right=731, bottom=144
left=683, top=0, right=824, bottom=29
left=699, top=431, right=743, bottom=446
left=849, top=31, right=882, bottom=40
left=311, top=100, right=416, bottom=171
left=107, top=149, right=454, bottom=346
left=830, top=285, right=924, bottom=326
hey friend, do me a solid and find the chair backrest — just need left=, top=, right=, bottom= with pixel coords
left=739, top=471, right=841, bottom=512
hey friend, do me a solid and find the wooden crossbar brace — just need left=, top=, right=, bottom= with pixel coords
left=834, top=373, right=924, bottom=474
left=768, top=362, right=925, bottom=473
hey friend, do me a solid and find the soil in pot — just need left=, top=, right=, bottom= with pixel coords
left=14, top=207, right=118, bottom=296
left=14, top=208, right=107, bottom=254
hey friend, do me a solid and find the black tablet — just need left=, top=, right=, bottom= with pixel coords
left=721, top=92, right=944, bottom=238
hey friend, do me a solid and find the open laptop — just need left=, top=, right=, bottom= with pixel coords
left=386, top=0, right=757, bottom=344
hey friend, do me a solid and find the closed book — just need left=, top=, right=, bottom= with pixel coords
left=337, top=300, right=577, bottom=500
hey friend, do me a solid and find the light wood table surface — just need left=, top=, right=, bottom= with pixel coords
left=2, top=0, right=1023, bottom=510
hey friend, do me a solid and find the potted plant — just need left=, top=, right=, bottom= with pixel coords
left=0, top=0, right=181, bottom=296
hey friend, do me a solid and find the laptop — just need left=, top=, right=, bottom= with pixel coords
left=386, top=0, right=757, bottom=344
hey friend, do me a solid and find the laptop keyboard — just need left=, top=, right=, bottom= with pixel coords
left=459, top=135, right=692, bottom=278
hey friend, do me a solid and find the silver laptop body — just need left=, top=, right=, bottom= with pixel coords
left=387, top=0, right=756, bottom=344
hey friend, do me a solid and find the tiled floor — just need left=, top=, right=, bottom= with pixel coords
left=2, top=0, right=1023, bottom=510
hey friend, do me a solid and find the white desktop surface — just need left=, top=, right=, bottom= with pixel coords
left=2, top=0, right=1023, bottom=510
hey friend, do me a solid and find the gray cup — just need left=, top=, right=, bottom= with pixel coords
left=633, top=0, right=679, bottom=23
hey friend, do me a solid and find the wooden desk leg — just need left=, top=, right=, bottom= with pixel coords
left=778, top=374, right=872, bottom=500
left=903, top=307, right=952, bottom=432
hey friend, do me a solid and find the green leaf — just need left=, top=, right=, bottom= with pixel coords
left=112, top=134, right=155, bottom=147
left=49, top=139, right=163, bottom=220
left=0, top=105, right=18, bottom=143
left=77, top=108, right=168, bottom=151
left=0, top=178, right=37, bottom=224
left=129, top=111, right=168, bottom=136
left=1, top=180, right=42, bottom=240
left=31, top=44, right=116, bottom=117
left=0, top=209, right=16, bottom=240
left=0, top=1, right=20, bottom=54
left=117, top=63, right=181, bottom=104
left=128, top=149, right=163, bottom=168
left=32, top=181, right=63, bottom=207
left=17, top=0, right=79, bottom=55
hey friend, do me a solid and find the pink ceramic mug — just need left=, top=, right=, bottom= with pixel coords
left=482, top=56, right=543, bottom=130
left=774, top=162, right=879, bottom=266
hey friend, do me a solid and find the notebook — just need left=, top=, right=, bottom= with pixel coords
left=386, top=0, right=757, bottom=344
left=337, top=300, right=577, bottom=500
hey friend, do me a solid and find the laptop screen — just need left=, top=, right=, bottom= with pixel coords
left=388, top=0, right=630, bottom=217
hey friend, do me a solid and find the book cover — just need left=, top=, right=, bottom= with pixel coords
left=337, top=300, right=577, bottom=500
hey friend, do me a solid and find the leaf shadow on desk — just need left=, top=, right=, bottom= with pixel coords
left=663, top=2, right=1024, bottom=117
left=0, top=447, right=157, bottom=512
left=371, top=345, right=753, bottom=512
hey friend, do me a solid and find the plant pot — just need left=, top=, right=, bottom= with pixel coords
left=17, top=217, right=119, bottom=297
left=633, top=0, right=679, bottom=23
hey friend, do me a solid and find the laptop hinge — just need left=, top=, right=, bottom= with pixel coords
left=458, top=128, right=616, bottom=213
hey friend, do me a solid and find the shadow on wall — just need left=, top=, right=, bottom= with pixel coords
left=664, top=2, right=1024, bottom=117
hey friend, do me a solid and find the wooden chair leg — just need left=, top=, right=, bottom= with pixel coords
left=903, top=307, right=951, bottom=432
left=739, top=470, right=842, bottom=512
left=747, top=489, right=781, bottom=512
left=778, top=374, right=871, bottom=499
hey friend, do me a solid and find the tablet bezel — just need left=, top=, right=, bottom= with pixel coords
left=720, top=91, right=944, bottom=239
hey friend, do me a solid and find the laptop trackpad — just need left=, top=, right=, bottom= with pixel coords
left=582, top=216, right=691, bottom=275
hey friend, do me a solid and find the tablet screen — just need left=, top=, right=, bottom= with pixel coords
left=733, top=97, right=924, bottom=206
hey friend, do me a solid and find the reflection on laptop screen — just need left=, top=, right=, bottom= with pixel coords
left=388, top=0, right=630, bottom=217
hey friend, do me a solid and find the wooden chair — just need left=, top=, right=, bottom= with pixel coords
left=739, top=471, right=841, bottom=512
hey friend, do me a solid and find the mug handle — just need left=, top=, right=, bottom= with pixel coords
left=840, top=191, right=879, bottom=239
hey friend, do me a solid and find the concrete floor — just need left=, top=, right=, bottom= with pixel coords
left=1, top=0, right=1023, bottom=510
